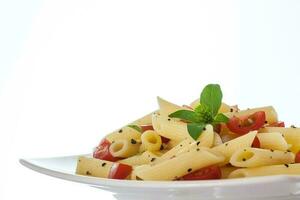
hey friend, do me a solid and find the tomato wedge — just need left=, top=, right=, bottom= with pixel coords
left=295, top=152, right=300, bottom=163
left=252, top=136, right=260, bottom=148
left=226, top=111, right=266, bottom=135
left=266, top=121, right=285, bottom=127
left=180, top=166, right=222, bottom=180
left=93, top=139, right=119, bottom=162
left=108, top=163, right=133, bottom=179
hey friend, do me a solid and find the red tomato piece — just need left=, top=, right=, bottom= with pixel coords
left=93, top=139, right=119, bottom=162
left=140, top=125, right=154, bottom=132
left=161, top=136, right=170, bottom=144
left=108, top=163, right=133, bottom=179
left=266, top=121, right=285, bottom=127
left=295, top=152, right=300, bottom=163
left=180, top=166, right=222, bottom=180
left=226, top=111, right=266, bottom=135
left=252, top=136, right=260, bottom=148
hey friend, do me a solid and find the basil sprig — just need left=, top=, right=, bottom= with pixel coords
left=169, top=84, right=229, bottom=140
left=127, top=124, right=142, bottom=132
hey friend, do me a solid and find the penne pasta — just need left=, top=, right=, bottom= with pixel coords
left=109, top=139, right=140, bottom=158
left=230, top=147, right=295, bottom=168
left=157, top=97, right=184, bottom=117
left=105, top=126, right=142, bottom=143
left=260, top=127, right=300, bottom=153
left=76, top=156, right=113, bottom=178
left=118, top=151, right=160, bottom=166
left=228, top=163, right=300, bottom=178
left=135, top=149, right=224, bottom=180
left=141, top=130, right=162, bottom=152
left=257, top=132, right=289, bottom=151
left=211, top=131, right=257, bottom=164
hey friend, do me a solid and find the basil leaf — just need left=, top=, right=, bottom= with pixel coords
left=169, top=110, right=198, bottom=123
left=127, top=125, right=142, bottom=132
left=200, top=84, right=222, bottom=117
left=213, top=113, right=229, bottom=124
left=187, top=123, right=206, bottom=140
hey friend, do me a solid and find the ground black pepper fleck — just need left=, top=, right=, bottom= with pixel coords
left=160, top=145, right=164, bottom=150
left=203, top=127, right=206, bottom=131
left=102, top=163, right=106, bottom=167
left=168, top=118, right=171, bottom=121
left=242, top=158, right=246, bottom=161
left=265, top=121, right=268, bottom=124
left=187, top=168, right=192, bottom=172
left=118, top=129, right=123, bottom=133
left=225, top=143, right=228, bottom=146
left=151, top=158, right=156, bottom=162
left=230, top=108, right=233, bottom=112
left=131, top=139, right=137, bottom=144
left=197, top=141, right=201, bottom=146
left=270, top=149, right=274, bottom=152
left=284, top=164, right=289, bottom=168
left=86, top=171, right=92, bottom=175
left=196, top=148, right=200, bottom=151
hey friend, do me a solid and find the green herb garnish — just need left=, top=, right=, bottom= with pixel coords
left=169, top=84, right=229, bottom=140
left=127, top=124, right=142, bottom=132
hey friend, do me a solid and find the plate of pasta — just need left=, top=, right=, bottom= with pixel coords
left=20, top=84, right=300, bottom=200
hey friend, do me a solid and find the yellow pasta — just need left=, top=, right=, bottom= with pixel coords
left=230, top=147, right=295, bottom=168
left=213, top=132, right=223, bottom=146
left=257, top=132, right=289, bottom=151
left=228, top=163, right=300, bottom=178
left=135, top=149, right=224, bottom=180
left=157, top=97, right=184, bottom=117
left=221, top=166, right=239, bottom=179
left=141, top=130, right=162, bottom=152
left=76, top=156, right=113, bottom=178
left=105, top=126, right=142, bottom=143
left=211, top=131, right=257, bottom=164
left=260, top=127, right=300, bottom=153
left=118, top=151, right=160, bottom=166
left=109, top=139, right=140, bottom=158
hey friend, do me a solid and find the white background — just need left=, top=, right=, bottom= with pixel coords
left=0, top=0, right=300, bottom=199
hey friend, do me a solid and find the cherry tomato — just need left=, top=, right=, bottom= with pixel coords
left=108, top=163, right=132, bottom=179
left=180, top=166, right=222, bottom=180
left=295, top=152, right=300, bottom=163
left=140, top=125, right=154, bottom=132
left=93, top=139, right=119, bottom=162
left=266, top=121, right=285, bottom=127
left=252, top=136, right=260, bottom=148
left=226, top=111, right=266, bottom=135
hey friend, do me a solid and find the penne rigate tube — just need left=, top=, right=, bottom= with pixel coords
left=152, top=124, right=214, bottom=165
left=257, top=132, right=289, bottom=151
left=228, top=163, right=300, bottom=178
left=157, top=97, right=185, bottom=117
left=118, top=151, right=160, bottom=166
left=141, top=130, right=162, bottom=152
left=211, top=131, right=257, bottom=164
left=224, top=106, right=278, bottom=124
left=109, top=139, right=140, bottom=158
left=230, top=147, right=295, bottom=168
left=260, top=127, right=300, bottom=153
left=135, top=149, right=224, bottom=181
left=152, top=113, right=188, bottom=142
left=105, top=126, right=142, bottom=143
left=76, top=156, right=113, bottom=178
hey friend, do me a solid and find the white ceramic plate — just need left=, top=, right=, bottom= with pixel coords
left=20, top=155, right=300, bottom=200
